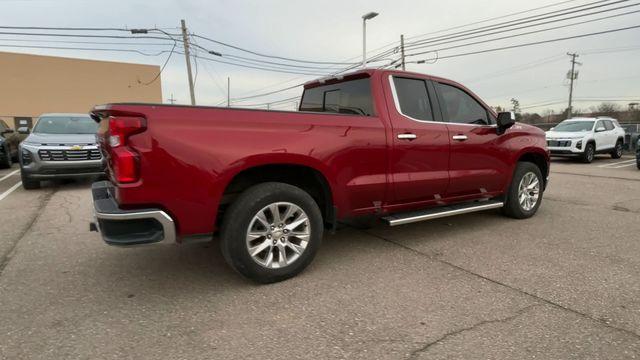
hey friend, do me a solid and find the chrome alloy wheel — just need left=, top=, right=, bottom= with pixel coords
left=246, top=202, right=310, bottom=269
left=518, top=172, right=540, bottom=211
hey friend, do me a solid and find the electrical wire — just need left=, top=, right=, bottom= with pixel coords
left=404, top=0, right=620, bottom=49
left=191, top=33, right=359, bottom=65
left=406, top=24, right=640, bottom=63
left=0, top=43, right=173, bottom=56
left=139, top=29, right=178, bottom=86
left=406, top=3, right=640, bottom=56
left=404, top=4, right=640, bottom=57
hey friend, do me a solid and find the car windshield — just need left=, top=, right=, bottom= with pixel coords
left=553, top=121, right=594, bottom=132
left=33, top=116, right=97, bottom=134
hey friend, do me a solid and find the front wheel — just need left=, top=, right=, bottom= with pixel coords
left=220, top=182, right=323, bottom=283
left=21, top=170, right=40, bottom=190
left=581, top=143, right=595, bottom=163
left=611, top=140, right=623, bottom=159
left=502, top=162, right=543, bottom=219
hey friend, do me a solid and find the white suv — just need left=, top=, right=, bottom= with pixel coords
left=546, top=117, right=625, bottom=163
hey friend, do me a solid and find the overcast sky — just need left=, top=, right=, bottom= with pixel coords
left=0, top=0, right=639, bottom=115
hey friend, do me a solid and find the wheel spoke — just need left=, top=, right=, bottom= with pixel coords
left=286, top=241, right=304, bottom=255
left=277, top=243, right=287, bottom=267
left=264, top=249, right=274, bottom=267
left=286, top=214, right=308, bottom=231
left=255, top=211, right=270, bottom=228
left=249, top=240, right=272, bottom=257
left=269, top=203, right=281, bottom=224
left=290, top=231, right=310, bottom=241
left=282, top=204, right=296, bottom=223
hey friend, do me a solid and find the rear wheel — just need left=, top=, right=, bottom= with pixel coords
left=220, top=182, right=323, bottom=283
left=502, top=162, right=543, bottom=219
left=20, top=170, right=40, bottom=190
left=581, top=142, right=595, bottom=163
left=611, top=140, right=623, bottom=159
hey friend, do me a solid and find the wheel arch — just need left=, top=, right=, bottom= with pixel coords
left=216, top=158, right=336, bottom=230
left=515, top=150, right=549, bottom=190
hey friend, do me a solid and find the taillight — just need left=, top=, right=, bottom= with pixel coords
left=108, top=116, right=146, bottom=148
left=107, top=116, right=146, bottom=184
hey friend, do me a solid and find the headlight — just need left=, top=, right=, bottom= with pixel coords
left=21, top=148, right=33, bottom=165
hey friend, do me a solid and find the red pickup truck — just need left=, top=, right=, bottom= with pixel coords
left=90, top=69, right=549, bottom=283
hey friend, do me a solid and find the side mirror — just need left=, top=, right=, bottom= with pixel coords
left=496, top=112, right=515, bottom=134
left=595, top=127, right=606, bottom=132
left=17, top=127, right=30, bottom=134
left=550, top=127, right=555, bottom=131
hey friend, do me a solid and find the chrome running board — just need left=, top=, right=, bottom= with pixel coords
left=382, top=200, right=504, bottom=226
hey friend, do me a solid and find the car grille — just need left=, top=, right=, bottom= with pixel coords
left=38, top=149, right=102, bottom=161
left=547, top=140, right=571, bottom=147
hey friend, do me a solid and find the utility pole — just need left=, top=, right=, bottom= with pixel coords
left=180, top=19, right=196, bottom=105
left=167, top=94, right=176, bottom=104
left=566, top=52, right=581, bottom=119
left=227, top=77, right=230, bottom=107
left=400, top=34, right=406, bottom=71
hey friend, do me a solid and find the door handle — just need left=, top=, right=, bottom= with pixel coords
left=452, top=135, right=468, bottom=141
left=397, top=133, right=417, bottom=140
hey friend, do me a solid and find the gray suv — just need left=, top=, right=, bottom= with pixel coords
left=19, top=113, right=105, bottom=189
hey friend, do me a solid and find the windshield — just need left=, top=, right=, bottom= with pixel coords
left=553, top=121, right=594, bottom=132
left=33, top=116, right=98, bottom=134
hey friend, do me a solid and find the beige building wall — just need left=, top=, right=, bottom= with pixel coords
left=0, top=51, right=162, bottom=128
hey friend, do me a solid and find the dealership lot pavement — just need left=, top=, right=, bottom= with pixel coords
left=1, top=156, right=639, bottom=359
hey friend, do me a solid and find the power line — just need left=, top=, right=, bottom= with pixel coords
left=407, top=24, right=640, bottom=64
left=0, top=43, right=174, bottom=56
left=139, top=29, right=177, bottom=86
left=405, top=0, right=582, bottom=41
left=404, top=2, right=640, bottom=56
left=404, top=0, right=620, bottom=50
left=0, top=37, right=173, bottom=46
left=191, top=33, right=358, bottom=65
left=0, top=30, right=178, bottom=41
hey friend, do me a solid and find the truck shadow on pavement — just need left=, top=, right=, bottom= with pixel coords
left=78, top=210, right=509, bottom=297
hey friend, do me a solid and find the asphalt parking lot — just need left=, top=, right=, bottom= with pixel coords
left=1, top=155, right=639, bottom=359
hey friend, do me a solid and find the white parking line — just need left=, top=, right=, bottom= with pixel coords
left=610, top=162, right=638, bottom=169
left=0, top=169, right=19, bottom=182
left=0, top=181, right=21, bottom=202
left=597, top=159, right=636, bottom=168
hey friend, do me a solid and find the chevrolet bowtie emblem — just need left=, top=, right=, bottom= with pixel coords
left=70, top=145, right=83, bottom=150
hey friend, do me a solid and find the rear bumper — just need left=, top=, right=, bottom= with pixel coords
left=91, top=181, right=176, bottom=246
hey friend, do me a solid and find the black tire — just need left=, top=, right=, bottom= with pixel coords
left=611, top=140, right=623, bottom=159
left=0, top=147, right=11, bottom=169
left=637, top=160, right=640, bottom=170
left=502, top=162, right=543, bottom=219
left=220, top=182, right=323, bottom=284
left=581, top=142, right=595, bottom=163
left=21, top=170, right=40, bottom=190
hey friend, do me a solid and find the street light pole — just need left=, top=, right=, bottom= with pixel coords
left=361, top=12, right=379, bottom=68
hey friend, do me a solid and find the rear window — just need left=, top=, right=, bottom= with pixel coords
left=300, top=78, right=374, bottom=116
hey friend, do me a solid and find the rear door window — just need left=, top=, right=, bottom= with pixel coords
left=392, top=77, right=434, bottom=121
left=437, top=83, right=490, bottom=125
left=300, top=77, right=374, bottom=116
left=604, top=120, right=615, bottom=131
